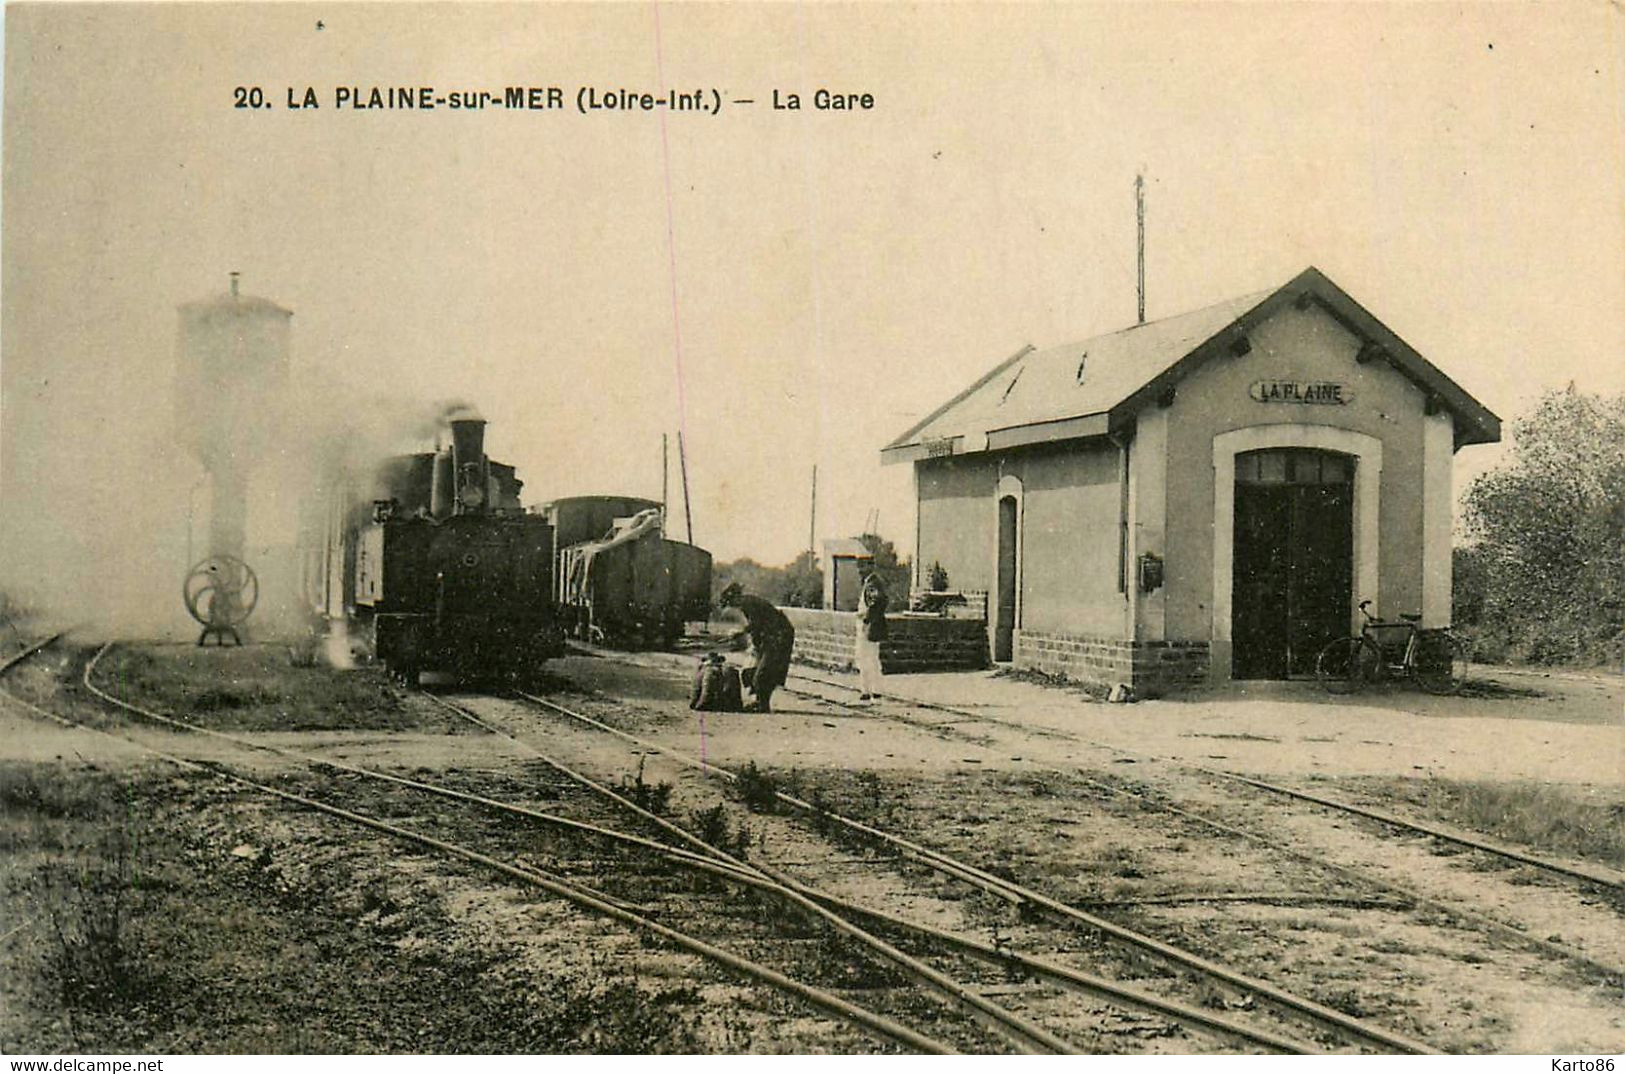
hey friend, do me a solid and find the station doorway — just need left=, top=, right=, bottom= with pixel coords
left=1230, top=448, right=1354, bottom=679
left=994, top=495, right=1018, bottom=662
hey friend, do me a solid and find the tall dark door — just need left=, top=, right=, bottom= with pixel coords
left=995, top=496, right=1018, bottom=662
left=1231, top=449, right=1354, bottom=678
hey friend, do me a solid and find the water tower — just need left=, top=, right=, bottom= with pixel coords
left=174, top=272, right=291, bottom=644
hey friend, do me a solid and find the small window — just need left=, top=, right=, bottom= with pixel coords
left=1237, top=448, right=1353, bottom=485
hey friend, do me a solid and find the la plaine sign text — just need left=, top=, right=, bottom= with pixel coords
left=1249, top=380, right=1353, bottom=405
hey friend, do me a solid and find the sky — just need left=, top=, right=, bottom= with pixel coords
left=2, top=3, right=1623, bottom=625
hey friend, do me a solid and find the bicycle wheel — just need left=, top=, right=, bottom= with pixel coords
left=1316, top=636, right=1380, bottom=694
left=1412, top=631, right=1469, bottom=695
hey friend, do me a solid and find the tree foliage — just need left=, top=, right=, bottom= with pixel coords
left=710, top=532, right=913, bottom=610
left=855, top=532, right=911, bottom=600
left=1459, top=386, right=1625, bottom=665
left=712, top=552, right=824, bottom=609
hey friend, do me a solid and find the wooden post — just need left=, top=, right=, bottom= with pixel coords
left=678, top=431, right=694, bottom=545
left=809, top=465, right=817, bottom=563
left=1136, top=172, right=1146, bottom=326
left=661, top=433, right=669, bottom=536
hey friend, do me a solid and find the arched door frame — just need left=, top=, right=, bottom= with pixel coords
left=1212, top=425, right=1382, bottom=660
left=990, top=473, right=1024, bottom=662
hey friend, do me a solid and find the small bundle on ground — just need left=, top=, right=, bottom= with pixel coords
left=690, top=652, right=744, bottom=712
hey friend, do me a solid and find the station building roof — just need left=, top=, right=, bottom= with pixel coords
left=881, top=267, right=1500, bottom=463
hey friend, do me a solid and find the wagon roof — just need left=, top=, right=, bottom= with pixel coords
left=881, top=267, right=1500, bottom=462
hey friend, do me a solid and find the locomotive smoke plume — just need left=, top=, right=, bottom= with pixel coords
left=0, top=273, right=482, bottom=642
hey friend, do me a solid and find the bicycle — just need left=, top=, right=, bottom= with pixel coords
left=1315, top=600, right=1469, bottom=695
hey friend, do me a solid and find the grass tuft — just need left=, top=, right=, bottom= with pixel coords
left=1343, top=776, right=1625, bottom=869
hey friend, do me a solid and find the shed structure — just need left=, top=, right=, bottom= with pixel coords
left=881, top=268, right=1500, bottom=693
left=822, top=538, right=875, bottom=611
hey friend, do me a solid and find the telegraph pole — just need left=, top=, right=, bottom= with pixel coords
left=1136, top=172, right=1146, bottom=325
left=661, top=433, right=669, bottom=536
left=678, top=431, right=694, bottom=544
left=808, top=465, right=817, bottom=563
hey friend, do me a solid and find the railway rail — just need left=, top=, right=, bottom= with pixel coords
left=505, top=686, right=1440, bottom=1054
left=1, top=639, right=968, bottom=1054
left=8, top=637, right=1347, bottom=1055
left=774, top=667, right=1625, bottom=980
left=784, top=668, right=1625, bottom=894
left=61, top=639, right=1345, bottom=1053
left=3, top=637, right=1369, bottom=1053
left=14, top=636, right=1605, bottom=1052
left=423, top=691, right=1331, bottom=1053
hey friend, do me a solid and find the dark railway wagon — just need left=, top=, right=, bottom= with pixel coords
left=538, top=496, right=664, bottom=548
left=540, top=497, right=712, bottom=649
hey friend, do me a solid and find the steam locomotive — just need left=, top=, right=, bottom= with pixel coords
left=307, top=409, right=563, bottom=683
left=306, top=413, right=711, bottom=683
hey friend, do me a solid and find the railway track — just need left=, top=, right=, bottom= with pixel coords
left=770, top=668, right=1625, bottom=983
left=501, top=685, right=1440, bottom=1054
left=0, top=631, right=68, bottom=677
left=423, top=691, right=1335, bottom=1053
left=6, top=638, right=1376, bottom=1053
left=786, top=668, right=1625, bottom=896
left=14, top=637, right=1607, bottom=1051
left=1, top=639, right=976, bottom=1054
left=13, top=637, right=1357, bottom=1055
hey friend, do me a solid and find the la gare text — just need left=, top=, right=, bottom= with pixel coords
left=240, top=86, right=874, bottom=114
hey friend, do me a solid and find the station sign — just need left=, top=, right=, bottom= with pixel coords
left=1249, top=380, right=1353, bottom=405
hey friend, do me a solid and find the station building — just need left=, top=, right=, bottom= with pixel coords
left=881, top=268, right=1500, bottom=693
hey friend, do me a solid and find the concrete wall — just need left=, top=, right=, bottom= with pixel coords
left=917, top=455, right=999, bottom=593
left=780, top=607, right=988, bottom=673
left=916, top=441, right=1126, bottom=641
left=1017, top=443, right=1124, bottom=636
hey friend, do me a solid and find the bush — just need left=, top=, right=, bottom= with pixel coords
left=618, top=758, right=674, bottom=816
left=733, top=761, right=780, bottom=813
left=1459, top=386, right=1625, bottom=666
left=36, top=831, right=155, bottom=1011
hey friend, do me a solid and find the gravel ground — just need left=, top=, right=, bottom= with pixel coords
left=1, top=639, right=1619, bottom=1053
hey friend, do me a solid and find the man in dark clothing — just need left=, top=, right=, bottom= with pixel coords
left=717, top=582, right=796, bottom=713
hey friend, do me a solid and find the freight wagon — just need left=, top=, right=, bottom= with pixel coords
left=537, top=496, right=713, bottom=649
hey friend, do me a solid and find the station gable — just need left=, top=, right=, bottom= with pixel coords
left=881, top=267, right=1500, bottom=464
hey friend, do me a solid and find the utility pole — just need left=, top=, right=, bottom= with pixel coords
left=808, top=465, right=817, bottom=564
left=1136, top=172, right=1146, bottom=325
left=661, top=433, right=669, bottom=536
left=678, top=431, right=694, bottom=544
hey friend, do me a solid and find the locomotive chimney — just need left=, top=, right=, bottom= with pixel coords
left=448, top=413, right=488, bottom=513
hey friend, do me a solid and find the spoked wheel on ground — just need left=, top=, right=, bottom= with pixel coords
left=1411, top=630, right=1470, bottom=695
left=1315, top=636, right=1381, bottom=694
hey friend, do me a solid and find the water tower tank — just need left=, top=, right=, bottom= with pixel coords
left=174, top=272, right=292, bottom=477
left=175, top=269, right=290, bottom=622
